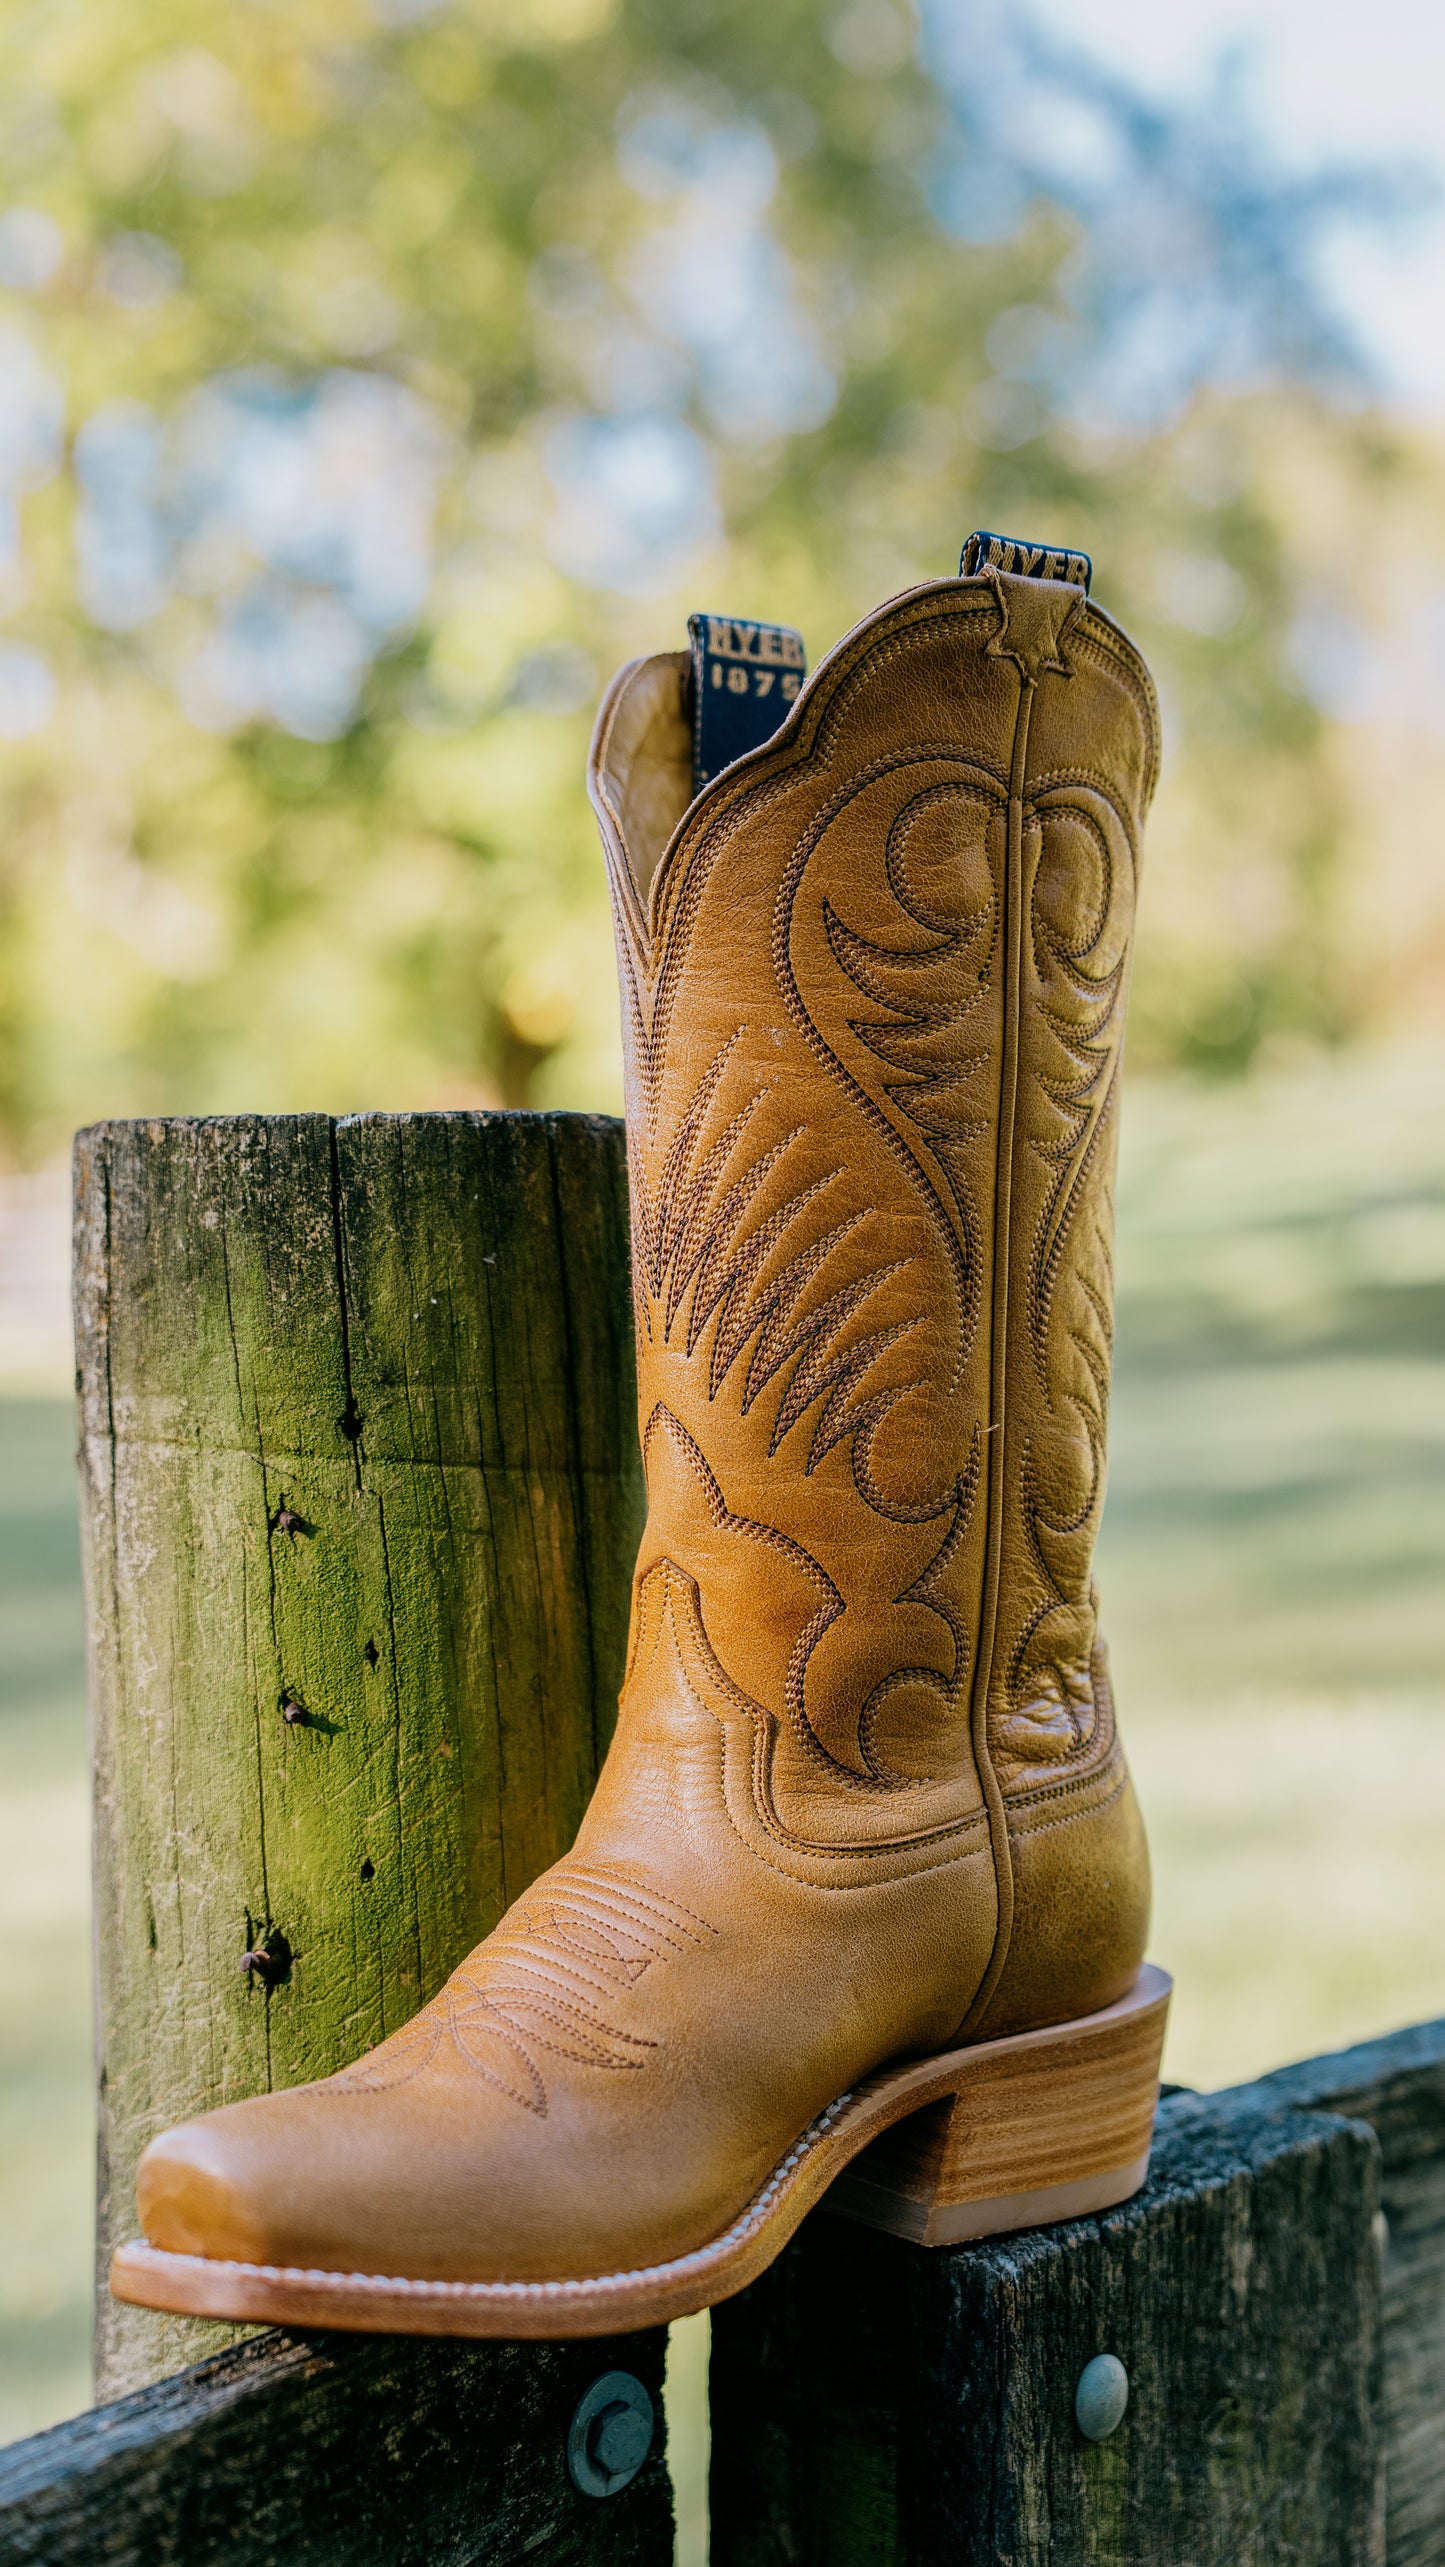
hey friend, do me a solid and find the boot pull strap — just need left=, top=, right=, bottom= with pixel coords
left=960, top=529, right=1092, bottom=593
left=687, top=612, right=808, bottom=797
left=683, top=546, right=1089, bottom=803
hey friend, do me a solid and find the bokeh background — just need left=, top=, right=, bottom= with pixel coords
left=2, top=0, right=1443, bottom=2531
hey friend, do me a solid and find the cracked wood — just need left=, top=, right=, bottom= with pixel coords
left=75, top=1111, right=643, bottom=2396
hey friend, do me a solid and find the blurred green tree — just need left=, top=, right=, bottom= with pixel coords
left=0, top=0, right=1437, bottom=1158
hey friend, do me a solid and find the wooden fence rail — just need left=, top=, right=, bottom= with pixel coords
left=1, top=2014, right=1441, bottom=2566
left=0, top=1112, right=1439, bottom=2566
left=0, top=2328, right=673, bottom=2567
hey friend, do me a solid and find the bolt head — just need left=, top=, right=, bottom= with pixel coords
left=1075, top=2352, right=1129, bottom=2441
left=591, top=2401, right=651, bottom=2478
left=566, top=2369, right=654, bottom=2498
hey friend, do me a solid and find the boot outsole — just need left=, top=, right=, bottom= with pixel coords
left=110, top=1965, right=1170, bottom=2339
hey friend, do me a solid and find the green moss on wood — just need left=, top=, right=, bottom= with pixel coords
left=77, top=1112, right=643, bottom=2396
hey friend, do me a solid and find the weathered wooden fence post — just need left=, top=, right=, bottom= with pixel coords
left=74, top=1111, right=646, bottom=2399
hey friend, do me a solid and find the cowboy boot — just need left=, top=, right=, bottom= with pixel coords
left=114, top=551, right=1168, bottom=2337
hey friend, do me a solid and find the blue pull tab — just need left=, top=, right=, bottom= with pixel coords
left=961, top=529, right=1091, bottom=593
left=688, top=613, right=807, bottom=796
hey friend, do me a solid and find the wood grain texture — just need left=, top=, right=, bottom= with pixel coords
left=0, top=2323, right=671, bottom=2567
left=77, top=1112, right=643, bottom=2397
left=1260, top=2016, right=1445, bottom=2567
left=710, top=2086, right=1386, bottom=2567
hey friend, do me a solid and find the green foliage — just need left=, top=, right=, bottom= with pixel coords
left=0, top=0, right=1427, bottom=1156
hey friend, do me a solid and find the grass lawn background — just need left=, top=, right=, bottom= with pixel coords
left=3, top=1048, right=1444, bottom=2453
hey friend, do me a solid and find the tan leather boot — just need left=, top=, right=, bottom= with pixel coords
left=114, top=559, right=1168, bottom=2339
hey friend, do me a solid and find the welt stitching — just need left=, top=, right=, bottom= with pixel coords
left=134, top=2082, right=865, bottom=2298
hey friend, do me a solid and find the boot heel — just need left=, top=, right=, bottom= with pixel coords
left=827, top=1963, right=1171, bottom=2247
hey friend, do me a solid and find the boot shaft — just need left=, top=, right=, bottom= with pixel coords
left=111, top=568, right=1167, bottom=2350
left=590, top=568, right=1158, bottom=1880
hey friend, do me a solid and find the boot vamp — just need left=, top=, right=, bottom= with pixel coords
left=136, top=1840, right=983, bottom=2284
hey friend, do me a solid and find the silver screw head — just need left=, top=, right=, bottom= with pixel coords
left=567, top=2369, right=655, bottom=2498
left=1075, top=2352, right=1129, bottom=2441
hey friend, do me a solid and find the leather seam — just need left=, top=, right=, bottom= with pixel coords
left=1000, top=1711, right=1122, bottom=1815
left=1005, top=1761, right=1128, bottom=1843
left=704, top=1672, right=995, bottom=1878
left=1067, top=620, right=1162, bottom=799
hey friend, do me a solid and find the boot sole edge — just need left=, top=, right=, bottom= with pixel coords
left=109, top=1963, right=1171, bottom=2339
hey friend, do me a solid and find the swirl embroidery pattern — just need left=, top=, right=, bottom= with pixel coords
left=601, top=592, right=1151, bottom=1842
left=620, top=750, right=1008, bottom=1815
